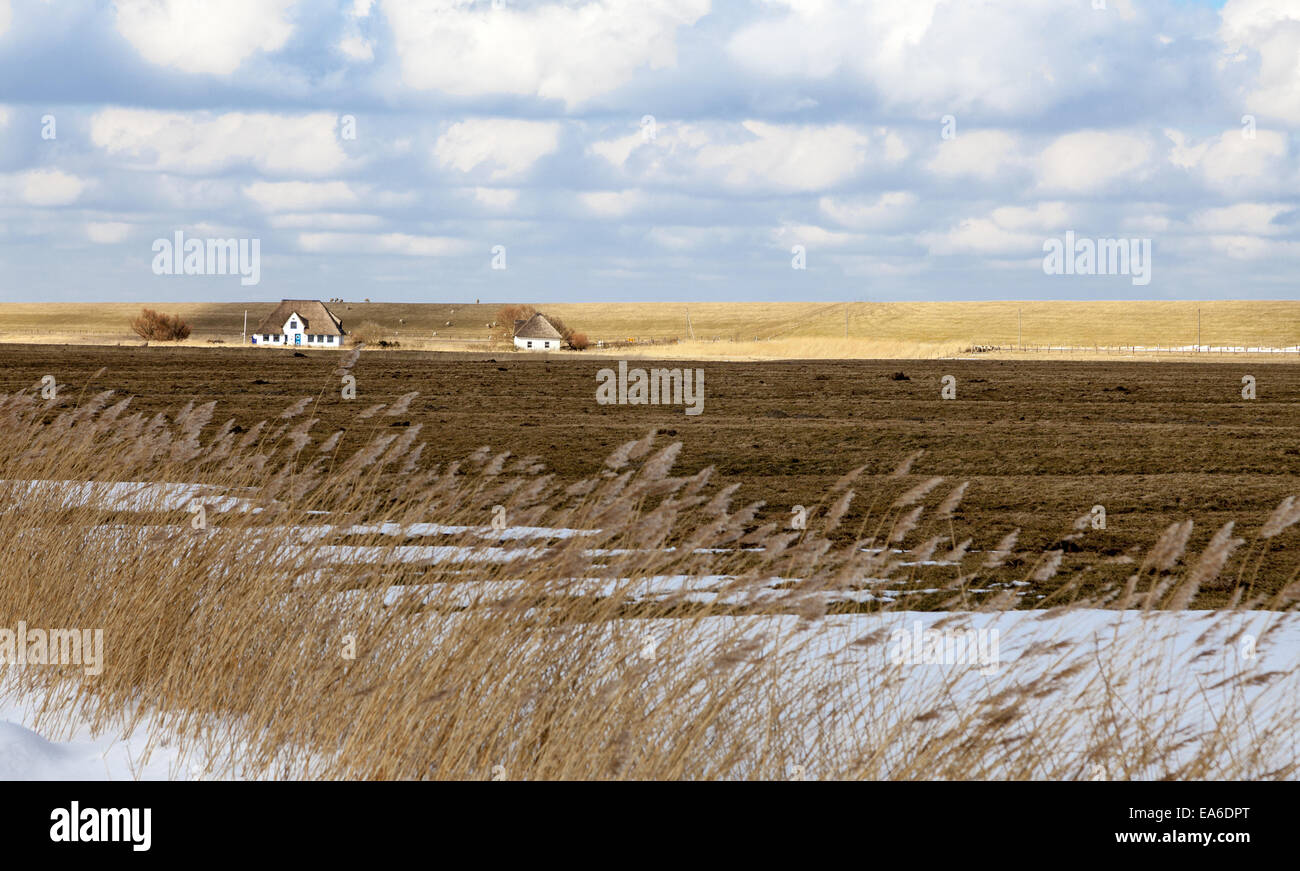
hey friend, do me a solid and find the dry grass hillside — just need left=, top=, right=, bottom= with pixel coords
left=1, top=300, right=1297, bottom=358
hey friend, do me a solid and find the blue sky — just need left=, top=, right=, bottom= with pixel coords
left=0, top=0, right=1297, bottom=303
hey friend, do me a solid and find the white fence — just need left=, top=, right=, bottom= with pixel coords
left=970, top=344, right=1300, bottom=355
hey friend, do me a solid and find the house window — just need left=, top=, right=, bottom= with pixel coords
left=527, top=341, right=533, bottom=348
left=289, top=320, right=298, bottom=329
left=307, top=335, right=314, bottom=343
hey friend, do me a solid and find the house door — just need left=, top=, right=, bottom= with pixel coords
left=294, top=333, right=301, bottom=345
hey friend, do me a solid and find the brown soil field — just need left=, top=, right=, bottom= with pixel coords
left=5, top=343, right=1299, bottom=608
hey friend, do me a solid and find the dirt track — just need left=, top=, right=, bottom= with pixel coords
left=5, top=343, right=1299, bottom=605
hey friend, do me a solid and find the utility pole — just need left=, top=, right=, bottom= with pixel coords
left=845, top=303, right=849, bottom=339
left=1018, top=308, right=1022, bottom=349
left=1198, top=308, right=1202, bottom=351
left=242, top=309, right=247, bottom=344
left=685, top=308, right=693, bottom=340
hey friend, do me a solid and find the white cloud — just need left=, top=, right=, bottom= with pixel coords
left=339, top=35, right=374, bottom=62
left=772, top=222, right=865, bottom=250
left=0, top=1, right=9, bottom=37
left=1165, top=127, right=1291, bottom=192
left=11, top=170, right=85, bottom=206
left=727, top=0, right=1129, bottom=116
left=920, top=203, right=1069, bottom=257
left=297, top=232, right=469, bottom=256
left=645, top=225, right=741, bottom=251
left=921, top=218, right=1039, bottom=256
left=592, top=121, right=902, bottom=192
left=835, top=254, right=927, bottom=278
left=987, top=202, right=1073, bottom=232
left=1122, top=213, right=1171, bottom=234
left=269, top=213, right=383, bottom=230
left=695, top=122, right=877, bottom=190
left=149, top=176, right=242, bottom=211
left=339, top=0, right=376, bottom=60
left=243, top=181, right=361, bottom=211
left=0, top=105, right=9, bottom=128
left=927, top=130, right=1025, bottom=181
left=1036, top=131, right=1154, bottom=193
left=1220, top=0, right=1300, bottom=124
left=471, top=187, right=519, bottom=210
left=589, top=131, right=646, bottom=168
left=1191, top=203, right=1291, bottom=235
left=1201, top=234, right=1300, bottom=260
left=91, top=109, right=348, bottom=176
left=819, top=191, right=916, bottom=228
left=384, top=0, right=709, bottom=107
left=579, top=189, right=647, bottom=217
left=86, top=222, right=131, bottom=244
left=113, top=0, right=297, bottom=75
left=434, top=119, right=560, bottom=181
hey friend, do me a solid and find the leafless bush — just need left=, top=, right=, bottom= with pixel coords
left=347, top=321, right=390, bottom=347
left=130, top=308, right=191, bottom=341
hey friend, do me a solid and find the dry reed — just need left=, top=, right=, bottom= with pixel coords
left=0, top=372, right=1297, bottom=780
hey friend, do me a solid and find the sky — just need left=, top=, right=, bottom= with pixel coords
left=0, top=0, right=1296, bottom=304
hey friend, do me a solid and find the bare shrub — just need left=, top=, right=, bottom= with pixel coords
left=347, top=321, right=390, bottom=347
left=129, top=308, right=192, bottom=341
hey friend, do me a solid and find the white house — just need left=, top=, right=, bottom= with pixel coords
left=513, top=313, right=565, bottom=350
left=250, top=299, right=345, bottom=348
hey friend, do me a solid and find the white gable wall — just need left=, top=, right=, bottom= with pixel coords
left=515, top=335, right=560, bottom=350
left=282, top=312, right=305, bottom=342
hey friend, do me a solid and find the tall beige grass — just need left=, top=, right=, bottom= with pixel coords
left=0, top=366, right=1297, bottom=780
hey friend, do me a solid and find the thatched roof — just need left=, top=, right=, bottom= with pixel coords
left=513, top=313, right=563, bottom=340
left=252, top=300, right=344, bottom=335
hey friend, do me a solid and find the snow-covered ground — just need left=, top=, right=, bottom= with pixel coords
left=4, top=607, right=1295, bottom=779
left=0, top=695, right=247, bottom=781
left=0, top=479, right=260, bottom=513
